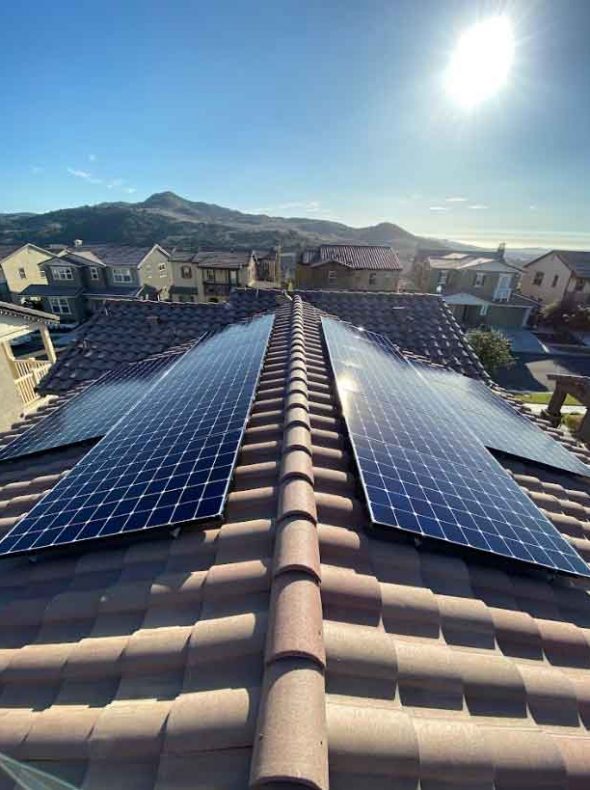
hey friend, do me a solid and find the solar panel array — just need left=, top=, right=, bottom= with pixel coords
left=0, top=315, right=274, bottom=557
left=0, top=348, right=192, bottom=462
left=322, top=317, right=590, bottom=577
left=409, top=360, right=590, bottom=477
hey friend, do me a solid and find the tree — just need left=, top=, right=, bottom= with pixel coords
left=466, top=327, right=515, bottom=376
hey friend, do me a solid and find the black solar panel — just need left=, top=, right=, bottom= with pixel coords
left=0, top=315, right=274, bottom=557
left=409, top=360, right=590, bottom=477
left=0, top=348, right=193, bottom=462
left=322, top=317, right=590, bottom=577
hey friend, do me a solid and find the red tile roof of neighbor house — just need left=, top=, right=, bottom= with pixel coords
left=0, top=292, right=589, bottom=786
left=301, top=244, right=402, bottom=271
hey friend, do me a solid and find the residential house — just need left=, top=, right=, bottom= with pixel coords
left=0, top=243, right=52, bottom=302
left=0, top=300, right=57, bottom=430
left=296, top=244, right=402, bottom=290
left=520, top=249, right=590, bottom=306
left=20, top=243, right=171, bottom=321
left=413, top=250, right=536, bottom=328
left=0, top=291, right=589, bottom=787
left=168, top=249, right=277, bottom=303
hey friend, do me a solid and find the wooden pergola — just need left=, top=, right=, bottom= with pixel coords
left=546, top=373, right=590, bottom=442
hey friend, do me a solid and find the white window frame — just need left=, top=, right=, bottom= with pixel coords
left=533, top=272, right=544, bottom=286
left=368, top=272, right=377, bottom=285
left=438, top=270, right=449, bottom=286
left=52, top=266, right=73, bottom=281
left=229, top=269, right=239, bottom=285
left=49, top=297, right=72, bottom=315
left=158, top=262, right=167, bottom=272
left=328, top=270, right=336, bottom=283
left=89, top=266, right=99, bottom=281
left=112, top=267, right=132, bottom=284
left=180, top=265, right=192, bottom=280
left=473, top=272, right=486, bottom=288
left=480, top=304, right=489, bottom=316
left=18, top=268, right=27, bottom=280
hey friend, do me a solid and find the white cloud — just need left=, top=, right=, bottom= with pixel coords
left=429, top=206, right=450, bottom=211
left=468, top=204, right=488, bottom=210
left=30, top=165, right=44, bottom=174
left=88, top=153, right=96, bottom=162
left=445, top=196, right=467, bottom=202
left=67, top=167, right=135, bottom=193
left=529, top=204, right=538, bottom=211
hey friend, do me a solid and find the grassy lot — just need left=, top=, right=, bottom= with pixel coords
left=515, top=391, right=582, bottom=406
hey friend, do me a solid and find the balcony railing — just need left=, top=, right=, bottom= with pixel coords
left=493, top=288, right=512, bottom=302
left=8, top=355, right=51, bottom=408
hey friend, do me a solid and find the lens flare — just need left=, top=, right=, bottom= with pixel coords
left=445, top=16, right=514, bottom=108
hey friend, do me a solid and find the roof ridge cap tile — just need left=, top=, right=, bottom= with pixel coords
left=250, top=295, right=329, bottom=790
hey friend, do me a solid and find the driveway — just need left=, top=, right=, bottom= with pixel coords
left=495, top=353, right=590, bottom=391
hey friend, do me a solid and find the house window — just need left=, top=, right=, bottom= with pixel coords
left=52, top=266, right=73, bottom=281
left=18, top=268, right=26, bottom=280
left=328, top=270, right=336, bottom=283
left=49, top=297, right=72, bottom=315
left=229, top=270, right=239, bottom=285
left=158, top=262, right=167, bottom=278
left=89, top=266, right=99, bottom=281
left=112, top=267, right=132, bottom=283
left=369, top=272, right=377, bottom=285
left=480, top=304, right=489, bottom=316
left=575, top=278, right=585, bottom=292
left=533, top=272, right=544, bottom=286
left=40, top=268, right=47, bottom=280
left=552, top=274, right=559, bottom=287
left=473, top=273, right=486, bottom=288
left=205, top=269, right=215, bottom=282
left=180, top=265, right=192, bottom=280
left=438, top=271, right=449, bottom=286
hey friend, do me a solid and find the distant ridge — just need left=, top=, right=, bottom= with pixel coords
left=0, top=191, right=482, bottom=265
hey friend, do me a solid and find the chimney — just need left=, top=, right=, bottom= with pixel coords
left=497, top=242, right=506, bottom=260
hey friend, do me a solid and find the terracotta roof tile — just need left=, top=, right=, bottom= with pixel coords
left=0, top=294, right=589, bottom=786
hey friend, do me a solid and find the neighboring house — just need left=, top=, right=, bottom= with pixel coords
left=0, top=300, right=57, bottom=429
left=0, top=292, right=589, bottom=787
left=296, top=244, right=402, bottom=291
left=0, top=243, right=52, bottom=302
left=19, top=243, right=171, bottom=321
left=168, top=249, right=278, bottom=303
left=413, top=251, right=536, bottom=328
left=520, top=249, right=590, bottom=306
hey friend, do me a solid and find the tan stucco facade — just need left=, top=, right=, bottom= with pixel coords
left=520, top=253, right=574, bottom=305
left=1, top=245, right=52, bottom=300
left=296, top=261, right=400, bottom=291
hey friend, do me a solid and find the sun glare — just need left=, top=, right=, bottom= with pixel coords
left=445, top=16, right=514, bottom=108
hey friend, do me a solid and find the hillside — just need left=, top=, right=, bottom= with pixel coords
left=0, top=191, right=476, bottom=266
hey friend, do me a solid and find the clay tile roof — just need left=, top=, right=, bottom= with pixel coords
left=301, top=244, right=402, bottom=271
left=0, top=292, right=589, bottom=786
left=38, top=289, right=288, bottom=394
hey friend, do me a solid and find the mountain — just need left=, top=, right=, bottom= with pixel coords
left=0, top=191, right=480, bottom=268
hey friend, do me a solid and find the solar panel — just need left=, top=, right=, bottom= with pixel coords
left=0, top=347, right=193, bottom=462
left=409, top=359, right=590, bottom=477
left=0, top=315, right=274, bottom=557
left=322, top=317, right=590, bottom=577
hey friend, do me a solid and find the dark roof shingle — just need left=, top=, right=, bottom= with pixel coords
left=301, top=244, right=402, bottom=271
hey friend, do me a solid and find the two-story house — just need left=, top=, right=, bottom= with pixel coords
left=413, top=251, right=536, bottom=328
left=20, top=243, right=171, bottom=321
left=0, top=244, right=52, bottom=303
left=168, top=250, right=276, bottom=303
left=520, top=250, right=590, bottom=307
left=296, top=244, right=402, bottom=291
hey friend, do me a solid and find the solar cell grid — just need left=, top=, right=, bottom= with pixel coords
left=0, top=315, right=273, bottom=556
left=322, top=317, right=590, bottom=577
left=0, top=347, right=192, bottom=462
left=409, top=359, right=590, bottom=476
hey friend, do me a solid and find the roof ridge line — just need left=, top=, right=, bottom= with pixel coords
left=250, top=295, right=329, bottom=790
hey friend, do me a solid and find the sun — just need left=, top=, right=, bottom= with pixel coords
left=445, top=16, right=515, bottom=108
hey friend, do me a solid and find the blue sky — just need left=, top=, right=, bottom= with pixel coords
left=2, top=0, right=589, bottom=248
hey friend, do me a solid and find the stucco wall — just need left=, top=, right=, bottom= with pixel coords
left=520, top=253, right=572, bottom=305
left=4, top=246, right=51, bottom=297
left=296, top=262, right=400, bottom=291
